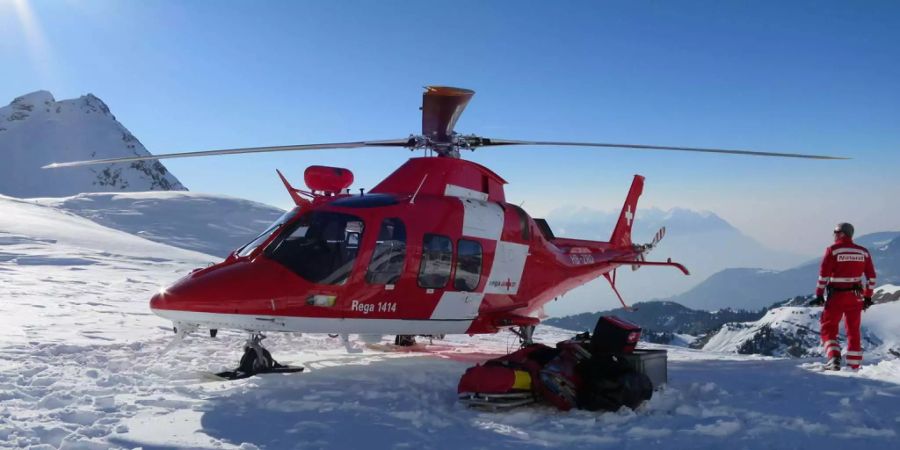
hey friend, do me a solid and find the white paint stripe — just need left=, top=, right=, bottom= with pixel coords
left=430, top=291, right=485, bottom=320
left=484, top=241, right=530, bottom=295
left=152, top=309, right=474, bottom=334
left=459, top=198, right=504, bottom=241
left=444, top=184, right=489, bottom=201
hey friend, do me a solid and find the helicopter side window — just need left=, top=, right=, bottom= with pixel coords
left=508, top=204, right=532, bottom=241
left=418, top=234, right=453, bottom=289
left=266, top=211, right=365, bottom=285
left=365, top=218, right=407, bottom=285
left=454, top=239, right=482, bottom=291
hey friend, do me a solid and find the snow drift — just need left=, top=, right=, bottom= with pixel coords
left=33, top=191, right=285, bottom=257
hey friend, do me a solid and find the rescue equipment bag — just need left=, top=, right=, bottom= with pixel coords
left=458, top=316, right=658, bottom=412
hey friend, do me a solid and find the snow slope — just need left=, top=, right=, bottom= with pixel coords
left=1, top=196, right=899, bottom=449
left=0, top=91, right=185, bottom=197
left=703, top=292, right=900, bottom=359
left=0, top=195, right=213, bottom=345
left=33, top=192, right=285, bottom=257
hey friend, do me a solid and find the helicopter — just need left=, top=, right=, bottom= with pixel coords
left=45, top=86, right=844, bottom=378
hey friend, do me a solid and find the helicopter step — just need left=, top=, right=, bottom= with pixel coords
left=214, top=332, right=304, bottom=381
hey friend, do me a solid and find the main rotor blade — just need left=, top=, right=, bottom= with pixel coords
left=42, top=139, right=411, bottom=169
left=478, top=138, right=849, bottom=160
left=422, top=86, right=474, bottom=142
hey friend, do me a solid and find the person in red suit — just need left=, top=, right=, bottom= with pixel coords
left=808, top=223, right=877, bottom=371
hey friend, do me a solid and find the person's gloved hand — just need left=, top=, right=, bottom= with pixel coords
left=863, top=297, right=874, bottom=310
left=808, top=295, right=825, bottom=307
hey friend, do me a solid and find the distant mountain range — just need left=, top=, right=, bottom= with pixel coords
left=0, top=91, right=185, bottom=197
left=547, top=285, right=900, bottom=357
left=666, top=231, right=900, bottom=311
left=543, top=300, right=765, bottom=346
left=542, top=206, right=806, bottom=316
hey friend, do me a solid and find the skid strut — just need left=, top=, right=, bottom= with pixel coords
left=511, top=325, right=536, bottom=347
left=215, top=332, right=304, bottom=380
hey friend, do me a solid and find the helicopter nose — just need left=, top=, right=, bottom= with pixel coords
left=150, top=288, right=171, bottom=311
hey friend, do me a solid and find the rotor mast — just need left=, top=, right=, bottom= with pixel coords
left=413, top=86, right=476, bottom=158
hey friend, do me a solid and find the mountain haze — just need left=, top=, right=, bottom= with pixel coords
left=668, top=232, right=900, bottom=311
left=543, top=206, right=806, bottom=316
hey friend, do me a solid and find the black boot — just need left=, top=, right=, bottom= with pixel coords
left=824, top=356, right=841, bottom=371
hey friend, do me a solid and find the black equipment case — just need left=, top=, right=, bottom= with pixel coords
left=591, top=315, right=642, bottom=354
left=622, top=349, right=668, bottom=390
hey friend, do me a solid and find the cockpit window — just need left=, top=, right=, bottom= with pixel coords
left=366, top=218, right=407, bottom=285
left=266, top=211, right=365, bottom=285
left=236, top=209, right=299, bottom=258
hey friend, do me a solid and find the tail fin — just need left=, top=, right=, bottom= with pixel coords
left=610, top=175, right=645, bottom=248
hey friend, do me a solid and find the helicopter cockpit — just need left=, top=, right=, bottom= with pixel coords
left=266, top=211, right=365, bottom=285
left=235, top=209, right=299, bottom=258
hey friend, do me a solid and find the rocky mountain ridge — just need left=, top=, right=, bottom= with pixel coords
left=0, top=90, right=185, bottom=197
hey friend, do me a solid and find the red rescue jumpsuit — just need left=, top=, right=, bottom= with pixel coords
left=816, top=236, right=877, bottom=369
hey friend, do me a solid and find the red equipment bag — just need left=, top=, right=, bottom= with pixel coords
left=457, top=344, right=559, bottom=408
left=537, top=340, right=590, bottom=411
left=591, top=315, right=642, bottom=354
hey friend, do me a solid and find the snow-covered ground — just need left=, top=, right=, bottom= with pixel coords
left=876, top=284, right=900, bottom=296
left=2, top=195, right=899, bottom=449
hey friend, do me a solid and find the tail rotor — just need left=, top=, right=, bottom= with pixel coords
left=633, top=227, right=666, bottom=271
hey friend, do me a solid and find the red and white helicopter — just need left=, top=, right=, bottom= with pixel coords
left=46, top=86, right=843, bottom=378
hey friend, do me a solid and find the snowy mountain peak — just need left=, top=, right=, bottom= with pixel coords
left=11, top=90, right=56, bottom=107
left=0, top=90, right=186, bottom=198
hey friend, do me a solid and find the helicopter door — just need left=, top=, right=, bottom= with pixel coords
left=429, top=239, right=485, bottom=320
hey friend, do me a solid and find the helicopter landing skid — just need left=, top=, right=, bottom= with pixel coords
left=215, top=332, right=304, bottom=380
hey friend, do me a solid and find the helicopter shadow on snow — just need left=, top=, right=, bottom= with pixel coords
left=195, top=356, right=539, bottom=449
left=201, top=356, right=900, bottom=449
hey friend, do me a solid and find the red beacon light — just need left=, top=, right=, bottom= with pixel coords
left=304, top=165, right=354, bottom=195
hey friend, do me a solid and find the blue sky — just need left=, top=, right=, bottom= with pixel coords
left=2, top=0, right=899, bottom=255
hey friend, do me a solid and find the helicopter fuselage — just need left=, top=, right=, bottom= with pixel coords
left=150, top=157, right=653, bottom=336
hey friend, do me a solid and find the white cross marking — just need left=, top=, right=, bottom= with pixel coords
left=625, top=205, right=633, bottom=227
